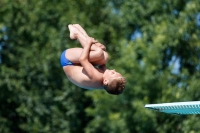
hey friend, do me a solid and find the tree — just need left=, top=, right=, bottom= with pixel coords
left=1, top=0, right=200, bottom=133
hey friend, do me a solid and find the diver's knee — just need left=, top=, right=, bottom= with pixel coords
left=96, top=48, right=104, bottom=59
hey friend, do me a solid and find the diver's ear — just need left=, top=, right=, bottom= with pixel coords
left=103, top=79, right=108, bottom=85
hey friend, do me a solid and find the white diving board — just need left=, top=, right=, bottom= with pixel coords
left=145, top=101, right=200, bottom=115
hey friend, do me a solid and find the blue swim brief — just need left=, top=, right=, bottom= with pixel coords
left=60, top=50, right=73, bottom=67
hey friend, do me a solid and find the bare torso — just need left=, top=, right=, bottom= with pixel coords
left=63, top=65, right=104, bottom=89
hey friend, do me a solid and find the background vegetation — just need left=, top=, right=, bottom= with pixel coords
left=0, top=0, right=200, bottom=132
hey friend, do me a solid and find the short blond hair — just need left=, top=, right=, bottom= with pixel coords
left=104, top=77, right=126, bottom=95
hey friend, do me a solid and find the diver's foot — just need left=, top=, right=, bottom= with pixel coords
left=68, top=24, right=78, bottom=40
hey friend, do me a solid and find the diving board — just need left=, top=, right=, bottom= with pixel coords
left=145, top=101, right=200, bottom=115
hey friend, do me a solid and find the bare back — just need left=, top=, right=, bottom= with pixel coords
left=63, top=65, right=104, bottom=89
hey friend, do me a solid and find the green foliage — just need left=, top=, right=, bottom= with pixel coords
left=0, top=0, right=200, bottom=133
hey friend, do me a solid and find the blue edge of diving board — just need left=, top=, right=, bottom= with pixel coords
left=145, top=101, right=200, bottom=115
